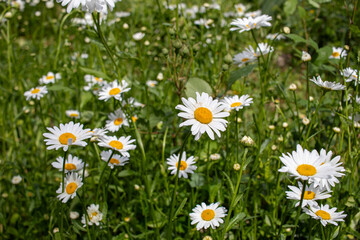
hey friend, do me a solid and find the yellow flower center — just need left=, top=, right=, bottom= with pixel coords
left=176, top=160, right=188, bottom=170
left=109, top=140, right=123, bottom=150
left=114, top=118, right=123, bottom=126
left=59, top=133, right=76, bottom=145
left=201, top=209, right=215, bottom=221
left=315, top=210, right=331, bottom=220
left=132, top=116, right=138, bottom=122
left=246, top=24, right=250, bottom=28
left=109, top=88, right=121, bottom=95
left=231, top=102, right=242, bottom=108
left=31, top=88, right=40, bottom=94
left=46, top=76, right=54, bottom=80
left=303, top=191, right=315, bottom=200
left=65, top=163, right=77, bottom=171
left=69, top=113, right=79, bottom=117
left=237, top=7, right=242, bottom=12
left=194, top=107, right=213, bottom=124
left=66, top=182, right=78, bottom=194
left=296, top=164, right=317, bottom=176
left=89, top=211, right=98, bottom=220
left=332, top=52, right=340, bottom=58
left=241, top=58, right=249, bottom=62
left=95, top=77, right=102, bottom=82
left=110, top=158, right=120, bottom=165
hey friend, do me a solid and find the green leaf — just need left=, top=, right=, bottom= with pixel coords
left=260, top=139, right=270, bottom=154
left=286, top=34, right=318, bottom=51
left=297, top=6, right=306, bottom=19
left=189, top=173, right=205, bottom=188
left=228, top=64, right=256, bottom=89
left=172, top=198, right=188, bottom=221
left=308, top=0, right=320, bottom=8
left=284, top=0, right=297, bottom=15
left=314, top=46, right=332, bottom=65
left=225, top=212, right=246, bottom=232
left=185, top=77, right=212, bottom=98
left=222, top=171, right=235, bottom=195
left=47, top=84, right=74, bottom=92
left=79, top=66, right=111, bottom=80
left=147, top=219, right=167, bottom=228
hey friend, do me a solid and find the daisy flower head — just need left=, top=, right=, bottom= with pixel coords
left=230, top=14, right=272, bottom=33
left=124, top=97, right=145, bottom=108
left=98, top=135, right=136, bottom=156
left=244, top=10, right=262, bottom=18
left=286, top=182, right=331, bottom=208
left=105, top=108, right=129, bottom=132
left=57, top=0, right=117, bottom=14
left=223, top=94, right=253, bottom=111
left=234, top=3, right=246, bottom=16
left=66, top=110, right=80, bottom=119
left=301, top=51, right=311, bottom=62
left=98, top=80, right=130, bottom=102
left=81, top=204, right=103, bottom=227
left=175, top=92, right=230, bottom=141
left=56, top=172, right=83, bottom=203
left=167, top=152, right=197, bottom=178
left=341, top=67, right=359, bottom=85
left=11, top=175, right=22, bottom=184
left=83, top=74, right=106, bottom=93
left=310, top=76, right=345, bottom=91
left=329, top=47, right=347, bottom=59
left=52, top=154, right=85, bottom=173
left=39, top=72, right=61, bottom=85
left=43, top=121, right=92, bottom=151
left=24, top=86, right=48, bottom=101
left=265, top=33, right=285, bottom=41
left=304, top=204, right=346, bottom=226
left=100, top=150, right=129, bottom=169
left=133, top=32, right=145, bottom=41
left=89, top=128, right=108, bottom=142
left=146, top=80, right=158, bottom=88
left=255, top=43, right=274, bottom=56
left=189, top=202, right=227, bottom=230
left=233, top=49, right=256, bottom=67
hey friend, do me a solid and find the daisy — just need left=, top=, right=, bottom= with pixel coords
left=43, top=121, right=92, bottom=151
left=52, top=154, right=85, bottom=173
left=56, top=172, right=83, bottom=203
left=81, top=204, right=103, bottom=227
left=286, top=182, right=331, bottom=208
left=57, top=0, right=117, bottom=14
left=146, top=80, right=158, bottom=87
left=310, top=76, right=345, bottom=91
left=230, top=15, right=272, bottom=33
left=98, top=136, right=136, bottom=157
left=255, top=43, right=274, bottom=56
left=24, top=86, right=48, bottom=101
left=105, top=108, right=129, bottom=132
left=234, top=3, right=246, bottom=16
left=329, top=47, right=347, bottom=59
left=39, top=72, right=61, bottom=85
left=304, top=204, right=346, bottom=226
left=133, top=32, right=145, bottom=41
left=341, top=67, right=359, bottom=84
left=301, top=51, right=311, bottom=62
left=83, top=74, right=106, bottom=92
left=89, top=128, right=108, bottom=142
left=11, top=175, right=22, bottom=184
left=265, top=33, right=285, bottom=41
left=189, top=202, right=227, bottom=230
left=124, top=97, right=145, bottom=108
left=100, top=150, right=129, bottom=169
left=98, top=80, right=130, bottom=102
left=223, top=94, right=253, bottom=111
left=166, top=152, right=197, bottom=178
left=209, top=153, right=221, bottom=161
left=175, top=92, right=230, bottom=140
left=233, top=50, right=256, bottom=67
left=66, top=110, right=80, bottom=119
left=244, top=10, right=262, bottom=18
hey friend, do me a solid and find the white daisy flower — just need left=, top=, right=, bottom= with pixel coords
left=133, top=32, right=145, bottom=41
left=105, top=108, right=129, bottom=132
left=189, top=202, right=227, bottom=230
left=244, top=10, right=262, bottom=18
left=341, top=67, right=359, bottom=85
left=24, top=86, right=48, bottom=101
left=234, top=3, right=246, bottom=16
left=65, top=110, right=80, bottom=119
left=209, top=153, right=221, bottom=161
left=81, top=204, right=103, bottom=227
left=301, top=51, right=311, bottom=62
left=57, top=0, right=117, bottom=14
left=98, top=80, right=130, bottom=102
left=304, top=204, right=346, bottom=226
left=146, top=80, right=158, bottom=88
left=256, top=43, right=274, bottom=56
left=166, top=152, right=197, bottom=178
left=39, top=72, right=61, bottom=85
left=265, top=33, right=285, bottom=41
left=56, top=172, right=83, bottom=203
left=310, top=76, right=345, bottom=91
left=11, top=175, right=22, bottom=184
left=233, top=50, right=256, bottom=67
left=223, top=94, right=253, bottom=111
left=52, top=154, right=85, bottom=173
left=43, top=121, right=92, bottom=151
left=124, top=97, right=145, bottom=108
left=329, top=47, right=347, bottom=59
left=98, top=136, right=136, bottom=157
left=83, top=74, right=106, bottom=92
left=230, top=14, right=272, bottom=33
left=175, top=92, right=230, bottom=141
left=89, top=128, right=108, bottom=142
left=286, top=182, right=331, bottom=208
left=100, top=150, right=129, bottom=169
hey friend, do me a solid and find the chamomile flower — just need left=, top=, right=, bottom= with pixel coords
left=11, top=175, right=22, bottom=184
left=57, top=0, right=117, bottom=14
left=89, top=128, right=108, bottom=142
left=189, top=202, right=227, bottom=230
left=100, top=150, right=129, bottom=169
left=234, top=3, right=246, bottom=16
left=244, top=10, right=262, bottom=18
left=39, top=72, right=61, bottom=85
left=98, top=80, right=130, bottom=102
left=230, top=15, right=272, bottom=33
left=105, top=108, right=129, bottom=132
left=146, top=80, right=158, bottom=87
left=223, top=94, right=253, bottom=111
left=175, top=92, right=230, bottom=140
left=304, top=204, right=346, bottom=226
left=341, top=67, right=359, bottom=85
left=310, top=76, right=345, bottom=91
left=329, top=47, right=347, bottom=59
left=52, top=154, right=85, bottom=173
left=167, top=152, right=197, bottom=178
left=98, top=136, right=136, bottom=157
left=286, top=182, right=331, bottom=208
left=43, top=122, right=92, bottom=151
left=265, top=33, right=285, bottom=41
left=124, top=97, right=145, bottom=108
left=233, top=50, right=256, bottom=66
left=56, top=172, right=83, bottom=203
left=81, top=204, right=103, bottom=227
left=24, top=86, right=48, bottom=101
left=301, top=51, right=311, bottom=62
left=83, top=74, right=106, bottom=92
left=256, top=43, right=274, bottom=56
left=66, top=110, right=80, bottom=119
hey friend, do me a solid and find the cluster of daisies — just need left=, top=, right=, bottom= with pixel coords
left=279, top=145, right=346, bottom=226
left=24, top=72, right=60, bottom=101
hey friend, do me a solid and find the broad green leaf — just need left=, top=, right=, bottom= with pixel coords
left=185, top=77, right=212, bottom=98
left=47, top=84, right=74, bottom=92
left=79, top=66, right=111, bottom=80
left=189, top=173, right=205, bottom=188
left=222, top=171, right=235, bottom=195
left=172, top=198, right=188, bottom=221
left=225, top=212, right=246, bottom=232
left=284, top=0, right=297, bottom=15
left=228, top=64, right=256, bottom=89
left=314, top=46, right=332, bottom=65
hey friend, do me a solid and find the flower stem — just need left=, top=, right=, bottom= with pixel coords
left=95, top=150, right=114, bottom=202
left=290, top=180, right=307, bottom=240
left=60, top=149, right=69, bottom=239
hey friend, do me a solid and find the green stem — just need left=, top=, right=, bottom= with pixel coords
left=304, top=91, right=325, bottom=144
left=78, top=193, right=92, bottom=240
left=290, top=180, right=306, bottom=240
left=96, top=150, right=114, bottom=202
left=60, top=149, right=69, bottom=239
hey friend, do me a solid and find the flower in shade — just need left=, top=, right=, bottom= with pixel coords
left=98, top=80, right=130, bottom=102
left=166, top=152, right=197, bottom=178
left=265, top=33, right=285, bottom=41
left=286, top=182, right=331, bottom=208
left=105, top=108, right=129, bottom=132
left=146, top=80, right=158, bottom=87
left=100, top=150, right=129, bottom=169
left=52, top=154, right=85, bottom=173
left=81, top=204, right=103, bottom=227
left=234, top=3, right=246, bottom=16
left=24, top=86, right=48, bottom=101
left=304, top=204, right=346, bottom=226
left=233, top=49, right=256, bottom=66
left=66, top=110, right=80, bottom=119
left=223, top=94, right=253, bottom=111
left=329, top=47, right=347, bottom=59
left=39, top=72, right=61, bottom=85
left=43, top=121, right=92, bottom=151
left=56, top=172, right=83, bottom=203
left=189, top=202, right=227, bottom=230
left=230, top=14, right=272, bottom=33
left=98, top=136, right=136, bottom=157
left=341, top=67, right=359, bottom=85
left=310, top=76, right=345, bottom=91
left=175, top=92, right=230, bottom=140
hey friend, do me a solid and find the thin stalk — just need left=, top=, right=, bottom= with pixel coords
left=304, top=91, right=326, bottom=144
left=60, top=149, right=69, bottom=239
left=293, top=91, right=300, bottom=135
left=306, top=62, right=310, bottom=116
left=321, top=224, right=326, bottom=240
left=96, top=150, right=114, bottom=201
left=290, top=180, right=307, bottom=240
left=78, top=193, right=92, bottom=240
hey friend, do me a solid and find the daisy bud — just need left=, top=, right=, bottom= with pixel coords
left=210, top=153, right=221, bottom=161
left=203, top=236, right=213, bottom=240
left=11, top=175, right=22, bottom=184
left=241, top=136, right=255, bottom=146
left=283, top=26, right=290, bottom=34
left=134, top=184, right=140, bottom=191
left=302, top=51, right=311, bottom=62
left=302, top=117, right=310, bottom=125
left=224, top=53, right=233, bottom=64
left=268, top=125, right=275, bottom=130
left=133, top=32, right=145, bottom=41
left=4, top=12, right=13, bottom=18
left=53, top=228, right=59, bottom=233
left=344, top=45, right=349, bottom=51
left=157, top=72, right=164, bottom=81
left=141, top=26, right=147, bottom=31
left=206, top=19, right=214, bottom=25
left=333, top=127, right=341, bottom=133
left=288, top=83, right=297, bottom=91
left=309, top=96, right=314, bottom=102
left=144, top=40, right=150, bottom=46
left=233, top=163, right=241, bottom=171
left=203, top=3, right=210, bottom=7
left=271, top=145, right=277, bottom=151
left=2, top=193, right=8, bottom=198
left=70, top=211, right=80, bottom=219
left=277, top=136, right=284, bottom=142
left=125, top=234, right=129, bottom=239
left=123, top=23, right=129, bottom=29
left=282, top=122, right=288, bottom=128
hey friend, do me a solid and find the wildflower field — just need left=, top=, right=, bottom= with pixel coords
left=1, top=0, right=360, bottom=239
